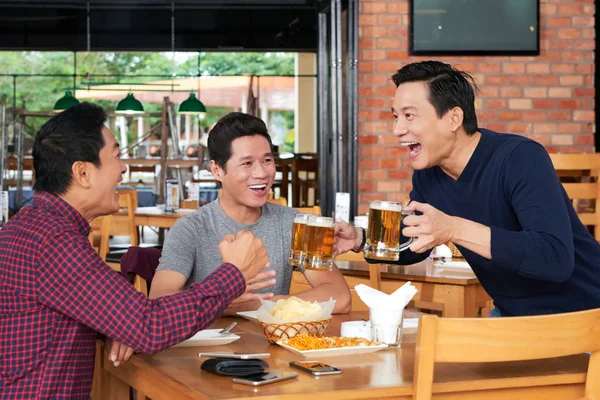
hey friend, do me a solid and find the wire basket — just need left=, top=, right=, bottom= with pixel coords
left=260, top=319, right=331, bottom=344
left=446, top=242, right=463, bottom=258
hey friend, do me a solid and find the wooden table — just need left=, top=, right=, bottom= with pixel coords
left=96, top=312, right=589, bottom=400
left=134, top=206, right=195, bottom=229
left=336, top=260, right=492, bottom=318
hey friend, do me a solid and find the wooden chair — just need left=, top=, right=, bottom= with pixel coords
left=413, top=308, right=600, bottom=400
left=294, top=206, right=322, bottom=215
left=549, top=153, right=600, bottom=240
left=97, top=190, right=139, bottom=271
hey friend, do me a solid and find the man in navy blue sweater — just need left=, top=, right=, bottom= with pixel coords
left=335, top=60, right=600, bottom=317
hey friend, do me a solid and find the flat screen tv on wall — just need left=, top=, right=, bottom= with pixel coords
left=410, top=0, right=540, bottom=55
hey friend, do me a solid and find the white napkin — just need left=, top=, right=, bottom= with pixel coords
left=354, top=281, right=418, bottom=310
left=434, top=261, right=471, bottom=270
left=432, top=244, right=453, bottom=260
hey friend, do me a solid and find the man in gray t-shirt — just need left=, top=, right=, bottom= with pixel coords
left=150, top=112, right=351, bottom=315
left=157, top=200, right=296, bottom=295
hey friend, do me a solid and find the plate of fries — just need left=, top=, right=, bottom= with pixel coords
left=277, top=334, right=388, bottom=357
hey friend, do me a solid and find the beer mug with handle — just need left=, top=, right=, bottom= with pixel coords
left=289, top=213, right=310, bottom=267
left=304, top=216, right=336, bottom=271
left=364, top=201, right=414, bottom=261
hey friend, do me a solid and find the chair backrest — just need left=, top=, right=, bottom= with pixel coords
left=294, top=206, right=321, bottom=215
left=268, top=197, right=288, bottom=206
left=549, top=153, right=600, bottom=240
left=120, top=246, right=162, bottom=296
left=413, top=308, right=600, bottom=399
left=97, top=190, right=139, bottom=263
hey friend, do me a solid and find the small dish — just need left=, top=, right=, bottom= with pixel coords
left=173, top=329, right=241, bottom=347
left=236, top=310, right=259, bottom=323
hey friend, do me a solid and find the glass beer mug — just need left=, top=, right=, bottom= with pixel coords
left=364, top=201, right=414, bottom=261
left=303, top=216, right=335, bottom=271
left=289, top=213, right=310, bottom=267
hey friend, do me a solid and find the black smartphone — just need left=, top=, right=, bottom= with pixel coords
left=232, top=371, right=298, bottom=386
left=289, top=360, right=342, bottom=376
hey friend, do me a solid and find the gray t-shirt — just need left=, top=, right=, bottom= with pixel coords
left=157, top=200, right=297, bottom=295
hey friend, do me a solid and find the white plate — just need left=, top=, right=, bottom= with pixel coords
left=236, top=310, right=259, bottom=323
left=276, top=341, right=388, bottom=357
left=173, top=329, right=240, bottom=347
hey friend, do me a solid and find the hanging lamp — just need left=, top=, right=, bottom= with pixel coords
left=53, top=91, right=80, bottom=113
left=179, top=92, right=206, bottom=117
left=116, top=93, right=144, bottom=114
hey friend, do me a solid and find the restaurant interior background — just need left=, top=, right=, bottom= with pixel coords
left=0, top=0, right=597, bottom=217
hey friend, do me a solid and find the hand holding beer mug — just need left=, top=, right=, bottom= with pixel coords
left=364, top=201, right=414, bottom=261
left=304, top=216, right=335, bottom=271
left=289, top=213, right=310, bottom=267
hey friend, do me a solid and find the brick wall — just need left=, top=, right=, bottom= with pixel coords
left=357, top=0, right=596, bottom=214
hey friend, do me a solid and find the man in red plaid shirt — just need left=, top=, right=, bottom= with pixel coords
left=0, top=102, right=270, bottom=399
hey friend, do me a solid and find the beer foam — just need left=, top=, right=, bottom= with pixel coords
left=307, top=217, right=335, bottom=228
left=294, top=214, right=309, bottom=224
left=370, top=201, right=403, bottom=212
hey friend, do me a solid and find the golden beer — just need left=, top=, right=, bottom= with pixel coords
left=364, top=201, right=412, bottom=261
left=289, top=214, right=310, bottom=267
left=304, top=216, right=335, bottom=271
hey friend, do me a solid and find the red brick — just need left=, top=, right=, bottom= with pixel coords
left=557, top=100, right=580, bottom=109
left=534, top=123, right=558, bottom=134
left=548, top=87, right=572, bottom=98
left=361, top=146, right=386, bottom=157
left=386, top=147, right=408, bottom=157
left=572, top=16, right=594, bottom=27
left=360, top=169, right=387, bottom=181
left=557, top=29, right=581, bottom=39
left=359, top=73, right=388, bottom=85
left=509, top=123, right=533, bottom=135
left=378, top=15, right=400, bottom=25
left=551, top=64, right=576, bottom=74
left=509, top=99, right=532, bottom=110
left=535, top=76, right=559, bottom=85
left=498, top=111, right=521, bottom=121
left=379, top=158, right=401, bottom=169
left=377, top=180, right=402, bottom=193
left=549, top=111, right=571, bottom=121
left=540, top=4, right=557, bottom=14
left=575, top=135, right=594, bottom=145
left=546, top=17, right=571, bottom=27
left=509, top=75, right=535, bottom=85
left=551, top=135, right=573, bottom=145
left=529, top=134, right=550, bottom=145
left=486, top=123, right=508, bottom=132
left=359, top=62, right=376, bottom=72
left=377, top=38, right=402, bottom=49
left=363, top=2, right=387, bottom=14
left=358, top=38, right=375, bottom=48
left=387, top=51, right=409, bottom=60
left=524, top=87, right=548, bottom=98
left=502, top=63, right=525, bottom=74
left=377, top=86, right=395, bottom=96
left=573, top=111, right=594, bottom=122
left=522, top=111, right=547, bottom=121
left=364, top=97, right=385, bottom=108
left=388, top=170, right=411, bottom=180
left=358, top=135, right=378, bottom=145
left=544, top=146, right=560, bottom=154
left=358, top=181, right=376, bottom=192
left=558, top=123, right=583, bottom=134
left=359, top=14, right=377, bottom=25
left=477, top=64, right=501, bottom=73
left=478, top=111, right=496, bottom=121
left=574, top=40, right=595, bottom=50
left=479, top=86, right=499, bottom=97
left=526, top=64, right=550, bottom=74
left=576, top=64, right=594, bottom=74
left=533, top=99, right=556, bottom=109
left=388, top=4, right=408, bottom=13
left=376, top=61, right=404, bottom=73
left=501, top=87, right=522, bottom=97
left=574, top=88, right=594, bottom=97
left=549, top=40, right=573, bottom=50
left=380, top=134, right=399, bottom=145
left=362, top=121, right=389, bottom=133
left=358, top=85, right=377, bottom=96
left=485, top=99, right=507, bottom=109
left=557, top=5, right=583, bottom=14
left=361, top=26, right=388, bottom=37
left=361, top=49, right=386, bottom=60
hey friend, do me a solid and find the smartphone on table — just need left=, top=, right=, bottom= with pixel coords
left=289, top=360, right=342, bottom=376
left=232, top=371, right=298, bottom=386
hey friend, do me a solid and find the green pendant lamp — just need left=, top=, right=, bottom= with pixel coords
left=179, top=93, right=207, bottom=119
left=116, top=93, right=144, bottom=114
left=53, top=91, right=80, bottom=113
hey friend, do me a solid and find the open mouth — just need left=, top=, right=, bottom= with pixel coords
left=400, top=141, right=422, bottom=158
left=248, top=184, right=268, bottom=192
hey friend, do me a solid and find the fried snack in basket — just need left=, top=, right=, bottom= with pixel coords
left=257, top=297, right=336, bottom=343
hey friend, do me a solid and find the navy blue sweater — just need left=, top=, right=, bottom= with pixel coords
left=385, top=128, right=600, bottom=316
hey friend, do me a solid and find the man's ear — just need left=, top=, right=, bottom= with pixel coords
left=210, top=160, right=223, bottom=182
left=71, top=161, right=92, bottom=189
left=448, top=106, right=464, bottom=132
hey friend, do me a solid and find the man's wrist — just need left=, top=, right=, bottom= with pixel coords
left=352, top=227, right=366, bottom=253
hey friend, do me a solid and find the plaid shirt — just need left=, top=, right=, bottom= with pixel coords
left=0, top=191, right=245, bottom=399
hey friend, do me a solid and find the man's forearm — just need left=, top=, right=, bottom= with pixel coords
left=450, top=216, right=492, bottom=260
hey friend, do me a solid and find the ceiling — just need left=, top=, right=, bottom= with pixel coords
left=0, top=0, right=331, bottom=52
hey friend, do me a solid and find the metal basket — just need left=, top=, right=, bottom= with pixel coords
left=260, top=319, right=331, bottom=344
